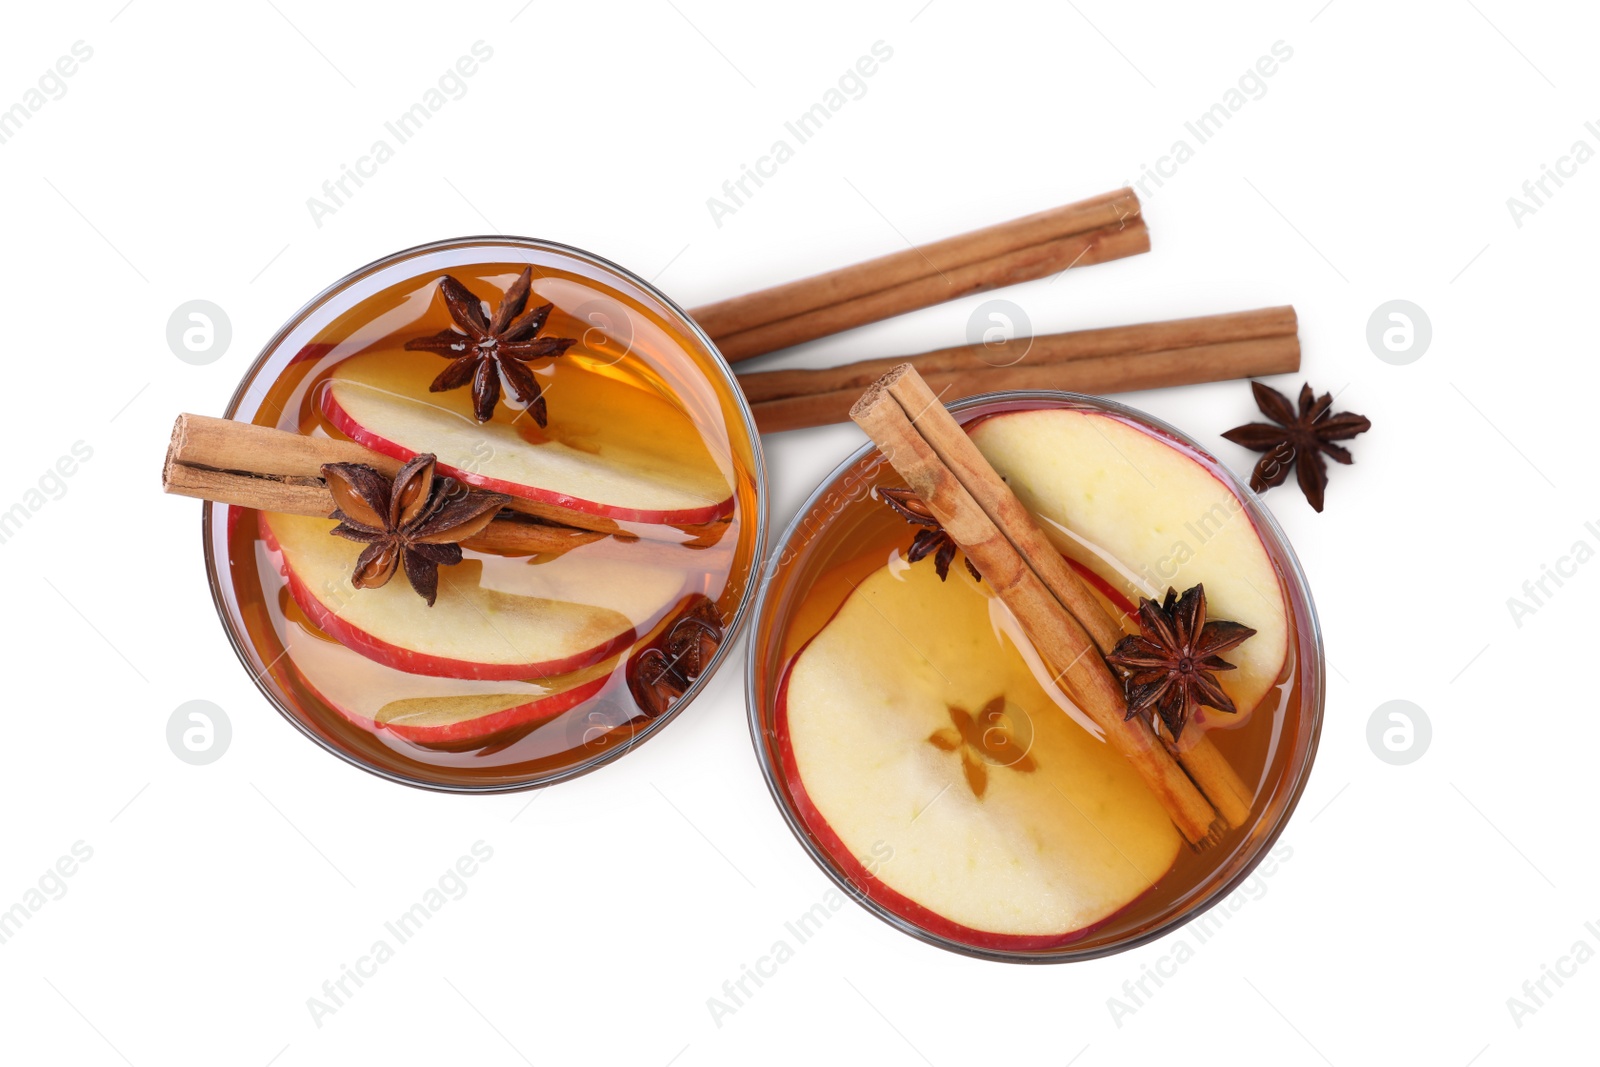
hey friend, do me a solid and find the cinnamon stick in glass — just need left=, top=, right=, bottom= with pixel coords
left=881, top=367, right=1253, bottom=826
left=850, top=367, right=1221, bottom=846
left=162, top=414, right=606, bottom=556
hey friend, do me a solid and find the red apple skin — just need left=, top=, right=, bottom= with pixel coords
left=288, top=341, right=337, bottom=366
left=1065, top=556, right=1139, bottom=622
left=968, top=406, right=1290, bottom=716
left=772, top=644, right=1149, bottom=955
left=299, top=666, right=610, bottom=747
left=320, top=387, right=735, bottom=527
left=259, top=514, right=635, bottom=681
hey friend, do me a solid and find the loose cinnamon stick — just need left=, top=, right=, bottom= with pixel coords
left=693, top=188, right=1142, bottom=341
left=711, top=220, right=1148, bottom=363
left=750, top=335, right=1300, bottom=434
left=742, top=306, right=1298, bottom=405
left=882, top=368, right=1253, bottom=827
left=850, top=367, right=1220, bottom=846
left=162, top=414, right=606, bottom=556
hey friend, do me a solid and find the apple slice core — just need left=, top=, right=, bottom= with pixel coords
left=261, top=511, right=650, bottom=680
left=969, top=407, right=1290, bottom=718
left=322, top=349, right=734, bottom=525
left=780, top=561, right=1182, bottom=944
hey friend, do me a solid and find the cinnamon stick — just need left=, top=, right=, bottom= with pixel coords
left=162, top=413, right=732, bottom=544
left=850, top=367, right=1220, bottom=846
left=162, top=414, right=606, bottom=556
left=742, top=306, right=1298, bottom=434
left=742, top=306, right=1297, bottom=405
left=750, top=335, right=1299, bottom=434
left=693, top=188, right=1141, bottom=339
left=715, top=222, right=1148, bottom=363
left=881, top=368, right=1253, bottom=827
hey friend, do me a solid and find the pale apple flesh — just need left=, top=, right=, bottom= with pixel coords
left=260, top=511, right=684, bottom=680
left=779, top=560, right=1182, bottom=947
left=322, top=349, right=735, bottom=525
left=281, top=616, right=616, bottom=746
left=969, top=407, right=1290, bottom=723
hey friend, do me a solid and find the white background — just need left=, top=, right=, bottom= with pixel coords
left=1, top=1, right=1594, bottom=1063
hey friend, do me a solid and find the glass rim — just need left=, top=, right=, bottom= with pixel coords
left=202, top=234, right=770, bottom=794
left=742, top=387, right=1325, bottom=963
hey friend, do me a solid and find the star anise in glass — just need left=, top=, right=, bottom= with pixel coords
left=1105, top=584, right=1256, bottom=741
left=321, top=454, right=509, bottom=607
left=878, top=487, right=980, bottom=582
left=627, top=596, right=724, bottom=717
left=404, top=266, right=577, bottom=426
left=1221, top=381, right=1371, bottom=512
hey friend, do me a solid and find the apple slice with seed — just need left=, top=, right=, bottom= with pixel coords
left=282, top=617, right=616, bottom=746
left=779, top=560, right=1182, bottom=949
left=261, top=511, right=682, bottom=680
left=969, top=407, right=1290, bottom=718
left=322, top=349, right=735, bottom=525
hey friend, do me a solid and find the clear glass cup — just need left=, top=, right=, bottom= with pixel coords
left=204, top=237, right=767, bottom=792
left=745, top=390, right=1322, bottom=962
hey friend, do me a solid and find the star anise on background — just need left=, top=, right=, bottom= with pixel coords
left=627, top=596, right=724, bottom=717
left=1105, top=584, right=1256, bottom=742
left=404, top=266, right=578, bottom=426
left=321, top=454, right=509, bottom=606
left=926, top=697, right=1035, bottom=800
left=1221, top=381, right=1371, bottom=512
left=878, top=487, right=980, bottom=582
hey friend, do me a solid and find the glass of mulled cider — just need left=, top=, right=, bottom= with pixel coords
left=746, top=391, right=1322, bottom=962
left=204, top=238, right=765, bottom=790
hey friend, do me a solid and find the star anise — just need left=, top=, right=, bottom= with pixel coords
left=321, top=454, right=509, bottom=607
left=1221, top=381, right=1371, bottom=512
left=1105, top=584, right=1256, bottom=741
left=627, top=596, right=724, bottom=717
left=404, top=266, right=577, bottom=426
left=878, top=487, right=980, bottom=582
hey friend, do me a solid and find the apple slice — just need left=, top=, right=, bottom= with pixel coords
left=260, top=511, right=682, bottom=680
left=282, top=616, right=615, bottom=746
left=779, top=560, right=1182, bottom=948
left=322, top=349, right=734, bottom=525
left=969, top=407, right=1289, bottom=718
